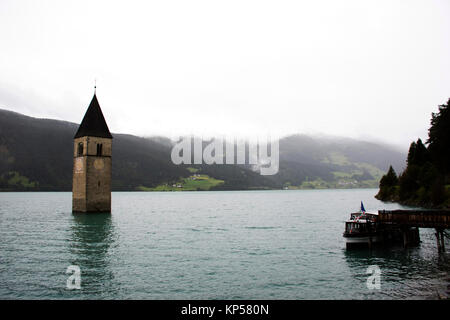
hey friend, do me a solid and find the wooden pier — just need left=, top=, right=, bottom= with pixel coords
left=378, top=210, right=450, bottom=252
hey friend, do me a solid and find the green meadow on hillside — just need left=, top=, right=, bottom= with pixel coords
left=137, top=171, right=224, bottom=191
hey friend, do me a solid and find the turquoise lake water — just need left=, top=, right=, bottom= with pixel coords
left=0, top=189, right=448, bottom=299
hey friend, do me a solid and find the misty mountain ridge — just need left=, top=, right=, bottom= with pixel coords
left=0, top=108, right=406, bottom=191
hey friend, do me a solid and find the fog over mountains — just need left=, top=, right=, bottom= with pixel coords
left=0, top=108, right=406, bottom=191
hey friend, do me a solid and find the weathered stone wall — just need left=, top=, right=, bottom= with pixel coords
left=85, top=155, right=111, bottom=212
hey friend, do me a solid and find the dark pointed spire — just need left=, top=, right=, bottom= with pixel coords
left=74, top=94, right=113, bottom=139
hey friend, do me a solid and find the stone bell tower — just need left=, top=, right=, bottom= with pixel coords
left=72, top=93, right=112, bottom=213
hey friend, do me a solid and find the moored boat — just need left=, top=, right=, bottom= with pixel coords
left=343, top=202, right=381, bottom=249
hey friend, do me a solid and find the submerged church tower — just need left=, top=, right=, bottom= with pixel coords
left=72, top=93, right=112, bottom=213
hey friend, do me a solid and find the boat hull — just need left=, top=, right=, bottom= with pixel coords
left=343, top=233, right=382, bottom=249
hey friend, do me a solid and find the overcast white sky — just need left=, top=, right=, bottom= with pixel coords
left=0, top=0, right=449, bottom=148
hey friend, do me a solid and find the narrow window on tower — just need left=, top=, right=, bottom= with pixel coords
left=97, top=143, right=103, bottom=156
left=77, top=142, right=83, bottom=156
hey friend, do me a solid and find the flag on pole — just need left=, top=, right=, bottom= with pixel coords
left=360, top=201, right=366, bottom=213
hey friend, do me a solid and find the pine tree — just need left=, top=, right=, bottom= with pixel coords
left=427, top=98, right=450, bottom=180
left=379, top=165, right=398, bottom=188
left=406, top=138, right=428, bottom=167
left=376, top=165, right=399, bottom=201
left=406, top=141, right=417, bottom=166
left=413, top=138, right=428, bottom=166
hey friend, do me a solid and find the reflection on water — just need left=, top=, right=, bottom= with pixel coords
left=343, top=231, right=450, bottom=299
left=68, top=213, right=119, bottom=297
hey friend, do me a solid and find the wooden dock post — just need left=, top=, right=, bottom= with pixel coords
left=436, top=229, right=443, bottom=252
left=403, top=229, right=408, bottom=248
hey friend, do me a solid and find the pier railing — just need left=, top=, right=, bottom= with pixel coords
left=378, top=210, right=450, bottom=229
